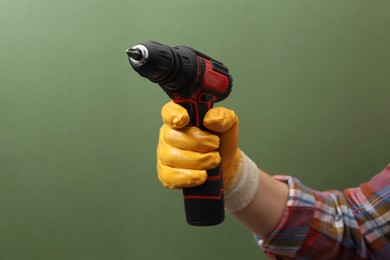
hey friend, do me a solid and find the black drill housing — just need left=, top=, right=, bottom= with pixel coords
left=127, top=41, right=233, bottom=226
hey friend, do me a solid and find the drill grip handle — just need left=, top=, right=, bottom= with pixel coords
left=174, top=98, right=225, bottom=226
left=183, top=165, right=224, bottom=226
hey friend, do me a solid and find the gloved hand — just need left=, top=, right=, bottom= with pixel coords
left=157, top=101, right=241, bottom=192
left=157, top=101, right=259, bottom=212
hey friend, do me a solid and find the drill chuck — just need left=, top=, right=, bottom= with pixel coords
left=126, top=41, right=200, bottom=93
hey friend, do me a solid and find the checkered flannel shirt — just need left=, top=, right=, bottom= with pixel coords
left=256, top=165, right=390, bottom=259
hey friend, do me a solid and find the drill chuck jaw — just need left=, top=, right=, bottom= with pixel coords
left=126, top=45, right=148, bottom=67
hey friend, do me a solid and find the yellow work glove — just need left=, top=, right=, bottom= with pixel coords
left=157, top=101, right=260, bottom=212
left=157, top=101, right=242, bottom=193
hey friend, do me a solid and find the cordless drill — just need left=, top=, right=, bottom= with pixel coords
left=126, top=41, right=233, bottom=226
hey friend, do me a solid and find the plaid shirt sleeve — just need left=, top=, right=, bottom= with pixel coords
left=256, top=164, right=390, bottom=259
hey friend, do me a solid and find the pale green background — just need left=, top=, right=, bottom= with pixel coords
left=1, top=0, right=389, bottom=259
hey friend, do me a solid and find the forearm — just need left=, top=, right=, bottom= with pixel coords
left=232, top=169, right=289, bottom=238
left=224, top=152, right=289, bottom=238
left=225, top=152, right=370, bottom=259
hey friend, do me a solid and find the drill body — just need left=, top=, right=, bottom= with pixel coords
left=127, top=41, right=233, bottom=226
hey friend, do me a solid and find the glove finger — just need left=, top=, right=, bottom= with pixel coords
left=157, top=142, right=221, bottom=170
left=160, top=124, right=219, bottom=153
left=203, top=107, right=238, bottom=133
left=161, top=101, right=189, bottom=129
left=157, top=161, right=207, bottom=188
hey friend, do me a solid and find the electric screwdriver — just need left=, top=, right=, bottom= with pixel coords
left=126, top=41, right=233, bottom=226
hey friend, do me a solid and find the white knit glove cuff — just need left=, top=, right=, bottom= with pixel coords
left=224, top=151, right=259, bottom=212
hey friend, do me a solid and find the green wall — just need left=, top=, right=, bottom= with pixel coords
left=1, top=0, right=389, bottom=259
